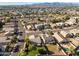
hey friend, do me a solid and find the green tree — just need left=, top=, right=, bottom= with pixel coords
left=0, top=21, right=4, bottom=30
left=18, top=50, right=27, bottom=56
left=38, top=48, right=46, bottom=54
left=24, top=36, right=29, bottom=55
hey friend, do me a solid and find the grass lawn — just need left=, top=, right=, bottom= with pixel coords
left=18, top=44, right=46, bottom=56
left=28, top=49, right=39, bottom=56
left=27, top=45, right=46, bottom=56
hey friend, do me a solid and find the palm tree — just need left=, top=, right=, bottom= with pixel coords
left=24, top=36, right=29, bottom=55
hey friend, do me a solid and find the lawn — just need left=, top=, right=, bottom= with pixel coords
left=18, top=44, right=46, bottom=56
left=27, top=45, right=46, bottom=56
left=28, top=49, right=39, bottom=56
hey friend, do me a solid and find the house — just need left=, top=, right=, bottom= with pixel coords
left=60, top=31, right=69, bottom=37
left=35, top=24, right=44, bottom=31
left=60, top=30, right=75, bottom=38
left=45, top=36, right=57, bottom=44
left=29, top=35, right=42, bottom=46
left=50, top=23, right=56, bottom=29
left=27, top=25, right=32, bottom=30
left=0, top=37, right=11, bottom=44
left=56, top=22, right=64, bottom=26
left=3, top=27, right=14, bottom=32
left=69, top=29, right=79, bottom=35
left=54, top=32, right=63, bottom=42
left=40, top=34, right=57, bottom=44
left=35, top=23, right=51, bottom=31
left=55, top=22, right=65, bottom=29
left=65, top=17, right=79, bottom=25
left=60, top=39, right=71, bottom=44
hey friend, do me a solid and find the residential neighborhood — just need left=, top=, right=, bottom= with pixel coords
left=0, top=2, right=79, bottom=56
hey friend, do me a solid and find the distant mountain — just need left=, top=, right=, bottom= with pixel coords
left=28, top=2, right=79, bottom=7
left=0, top=2, right=79, bottom=8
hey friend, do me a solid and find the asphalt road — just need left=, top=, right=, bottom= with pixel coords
left=10, top=18, right=25, bottom=56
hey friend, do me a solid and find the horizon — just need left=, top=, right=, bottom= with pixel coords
left=0, top=2, right=79, bottom=5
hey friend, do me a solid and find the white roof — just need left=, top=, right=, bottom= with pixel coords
left=56, top=22, right=64, bottom=26
left=65, top=17, right=76, bottom=25
left=27, top=25, right=31, bottom=29
left=0, top=37, right=11, bottom=43
left=60, top=31, right=69, bottom=37
left=29, top=35, right=41, bottom=44
left=29, top=35, right=35, bottom=39
left=3, top=27, right=14, bottom=32
left=69, top=29, right=79, bottom=35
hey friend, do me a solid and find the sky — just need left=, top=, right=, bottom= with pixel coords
left=0, top=2, right=33, bottom=5
left=0, top=0, right=79, bottom=5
